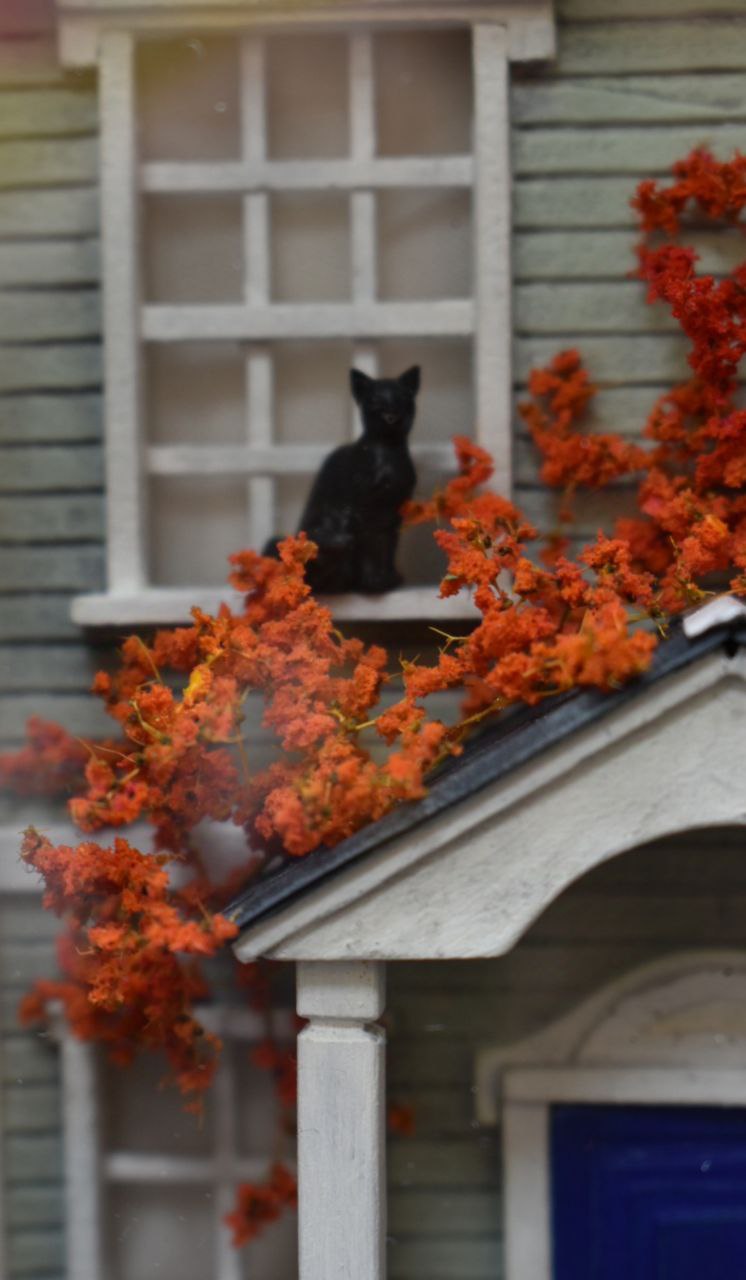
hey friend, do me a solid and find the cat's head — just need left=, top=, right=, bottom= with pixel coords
left=350, top=366, right=420, bottom=440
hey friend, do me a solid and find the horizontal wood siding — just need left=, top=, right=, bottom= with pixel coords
left=0, top=10, right=105, bottom=771
left=386, top=827, right=746, bottom=1280
left=0, top=896, right=64, bottom=1279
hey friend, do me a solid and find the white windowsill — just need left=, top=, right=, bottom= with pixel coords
left=71, top=585, right=480, bottom=628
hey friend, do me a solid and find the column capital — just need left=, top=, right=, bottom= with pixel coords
left=297, top=959, right=386, bottom=1021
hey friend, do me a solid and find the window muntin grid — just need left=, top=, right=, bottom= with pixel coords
left=60, top=1006, right=297, bottom=1280
left=79, top=19, right=511, bottom=624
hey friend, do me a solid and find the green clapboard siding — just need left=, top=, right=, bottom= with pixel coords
left=0, top=344, right=101, bottom=393
left=0, top=644, right=101, bottom=692
left=6, top=1228, right=64, bottom=1276
left=0, top=137, right=97, bottom=189
left=516, top=333, right=690, bottom=384
left=0, top=240, right=100, bottom=289
left=0, top=89, right=97, bottom=138
left=514, top=123, right=746, bottom=175
left=0, top=446, right=103, bottom=492
left=562, top=0, right=746, bottom=15
left=0, top=292, right=101, bottom=344
left=0, top=188, right=98, bottom=237
left=512, top=71, right=746, bottom=125
left=514, top=228, right=744, bottom=280
left=1, top=900, right=65, bottom=1275
left=0, top=395, right=102, bottom=444
left=0, top=495, right=104, bottom=543
left=515, top=281, right=676, bottom=333
left=0, top=596, right=81, bottom=641
left=514, top=176, right=640, bottom=228
left=0, top=546, right=104, bottom=593
left=558, top=18, right=746, bottom=74
left=0, top=691, right=111, bottom=742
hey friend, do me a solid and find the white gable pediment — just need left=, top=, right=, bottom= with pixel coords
left=478, top=950, right=746, bottom=1124
left=235, top=649, right=746, bottom=962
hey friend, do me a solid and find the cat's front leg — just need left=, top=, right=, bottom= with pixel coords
left=357, top=523, right=403, bottom=594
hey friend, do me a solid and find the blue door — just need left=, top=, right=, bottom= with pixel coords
left=552, top=1104, right=746, bottom=1278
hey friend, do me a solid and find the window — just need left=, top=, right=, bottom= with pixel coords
left=57, top=1003, right=297, bottom=1280
left=58, top=1, right=555, bottom=627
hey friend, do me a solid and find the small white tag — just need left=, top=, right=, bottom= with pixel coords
left=683, top=595, right=746, bottom=639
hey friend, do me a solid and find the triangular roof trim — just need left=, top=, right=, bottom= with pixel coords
left=233, top=617, right=746, bottom=962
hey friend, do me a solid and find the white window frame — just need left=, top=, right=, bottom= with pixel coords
left=475, top=950, right=746, bottom=1280
left=56, top=0, right=554, bottom=628
left=55, top=1003, right=296, bottom=1280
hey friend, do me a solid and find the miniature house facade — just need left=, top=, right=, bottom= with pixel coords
left=3, top=0, right=746, bottom=1278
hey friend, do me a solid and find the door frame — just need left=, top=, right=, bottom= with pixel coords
left=475, top=951, right=746, bottom=1280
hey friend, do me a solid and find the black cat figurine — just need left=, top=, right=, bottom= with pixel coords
left=265, top=366, right=420, bottom=594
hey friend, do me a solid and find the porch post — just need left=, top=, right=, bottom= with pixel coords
left=296, top=960, right=387, bottom=1280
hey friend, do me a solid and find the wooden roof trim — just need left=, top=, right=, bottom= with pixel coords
left=54, top=0, right=555, bottom=66
left=233, top=640, right=746, bottom=961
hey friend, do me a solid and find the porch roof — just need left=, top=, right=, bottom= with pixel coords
left=230, top=604, right=746, bottom=962
left=229, top=609, right=746, bottom=932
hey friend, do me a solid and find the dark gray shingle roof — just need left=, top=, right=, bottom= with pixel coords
left=228, top=614, right=746, bottom=932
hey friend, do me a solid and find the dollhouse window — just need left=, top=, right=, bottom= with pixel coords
left=56, top=3, right=555, bottom=627
left=57, top=1004, right=297, bottom=1280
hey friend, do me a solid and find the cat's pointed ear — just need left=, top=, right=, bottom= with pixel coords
left=350, top=368, right=374, bottom=404
left=398, top=365, right=421, bottom=397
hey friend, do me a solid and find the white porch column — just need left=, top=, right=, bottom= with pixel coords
left=296, top=960, right=387, bottom=1280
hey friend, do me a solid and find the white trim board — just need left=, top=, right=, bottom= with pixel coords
left=234, top=650, right=746, bottom=961
left=476, top=950, right=746, bottom=1280
left=72, top=584, right=481, bottom=626
left=56, top=2, right=555, bottom=67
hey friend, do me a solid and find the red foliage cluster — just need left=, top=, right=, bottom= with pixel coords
left=224, top=1163, right=298, bottom=1247
left=0, top=718, right=107, bottom=798
left=18, top=828, right=237, bottom=1109
left=5, top=148, right=746, bottom=1251
left=521, top=148, right=746, bottom=611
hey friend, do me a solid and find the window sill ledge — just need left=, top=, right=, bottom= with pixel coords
left=71, top=586, right=480, bottom=628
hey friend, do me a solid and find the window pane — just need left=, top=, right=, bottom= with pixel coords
left=267, top=34, right=348, bottom=159
left=102, top=1056, right=214, bottom=1157
left=274, top=475, right=310, bottom=544
left=143, top=196, right=244, bottom=303
left=137, top=38, right=241, bottom=161
left=377, top=189, right=472, bottom=300
left=149, top=476, right=248, bottom=586
left=274, top=341, right=353, bottom=446
left=271, top=193, right=350, bottom=302
left=147, top=344, right=246, bottom=445
left=239, top=1215, right=298, bottom=1280
left=233, top=1046, right=285, bottom=1156
left=375, top=29, right=472, bottom=157
left=108, top=1185, right=214, bottom=1280
left=377, top=339, right=473, bottom=446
